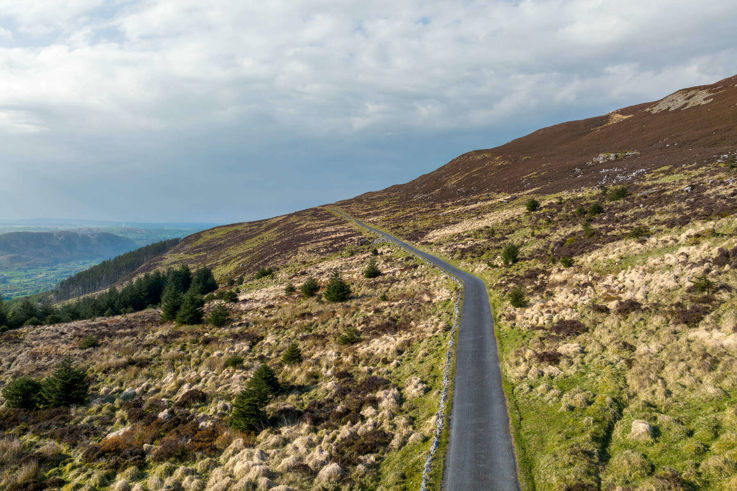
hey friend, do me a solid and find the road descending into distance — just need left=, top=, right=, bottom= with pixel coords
left=336, top=211, right=519, bottom=490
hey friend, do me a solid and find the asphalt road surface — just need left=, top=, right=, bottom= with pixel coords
left=339, top=212, right=519, bottom=490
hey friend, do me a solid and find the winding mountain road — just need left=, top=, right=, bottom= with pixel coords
left=337, top=211, right=519, bottom=490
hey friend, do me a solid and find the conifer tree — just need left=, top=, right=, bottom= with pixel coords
left=231, top=386, right=269, bottom=432
left=41, top=358, right=89, bottom=407
left=364, top=258, right=381, bottom=278
left=176, top=290, right=204, bottom=325
left=208, top=302, right=230, bottom=327
left=161, top=284, right=183, bottom=321
left=251, top=363, right=281, bottom=396
left=0, top=294, right=6, bottom=328
left=2, top=377, right=42, bottom=409
left=281, top=343, right=302, bottom=365
left=300, top=278, right=319, bottom=298
left=324, top=271, right=351, bottom=302
left=191, top=267, right=218, bottom=295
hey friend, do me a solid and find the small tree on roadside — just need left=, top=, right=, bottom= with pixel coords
left=300, top=278, right=319, bottom=298
left=176, top=291, right=204, bottom=325
left=324, top=272, right=351, bottom=302
left=364, top=259, right=381, bottom=278
left=208, top=303, right=230, bottom=327
left=281, top=343, right=303, bottom=365
left=41, top=358, right=89, bottom=408
left=501, top=244, right=520, bottom=266
left=3, top=377, right=42, bottom=409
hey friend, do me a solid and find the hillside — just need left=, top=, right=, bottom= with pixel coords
left=1, top=74, right=736, bottom=490
left=0, top=231, right=136, bottom=268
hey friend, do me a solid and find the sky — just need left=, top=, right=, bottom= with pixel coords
left=1, top=1, right=736, bottom=224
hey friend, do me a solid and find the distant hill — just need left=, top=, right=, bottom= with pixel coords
left=0, top=231, right=136, bottom=268
left=54, top=238, right=180, bottom=300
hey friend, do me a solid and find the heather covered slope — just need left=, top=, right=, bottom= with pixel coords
left=345, top=74, right=737, bottom=205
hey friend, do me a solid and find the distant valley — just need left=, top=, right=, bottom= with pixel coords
left=0, top=222, right=216, bottom=299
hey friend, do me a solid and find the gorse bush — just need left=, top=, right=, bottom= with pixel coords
left=281, top=343, right=303, bottom=365
left=588, top=203, right=604, bottom=215
left=208, top=303, right=230, bottom=327
left=79, top=336, right=100, bottom=349
left=2, top=377, right=42, bottom=409
left=224, top=355, right=244, bottom=369
left=300, top=278, right=319, bottom=298
left=324, top=272, right=351, bottom=302
left=509, top=287, right=528, bottom=308
left=501, top=244, right=520, bottom=266
left=526, top=198, right=540, bottom=212
left=254, top=267, right=274, bottom=279
left=364, top=259, right=381, bottom=278
left=607, top=186, right=629, bottom=201
left=337, top=326, right=361, bottom=345
left=41, top=358, right=89, bottom=408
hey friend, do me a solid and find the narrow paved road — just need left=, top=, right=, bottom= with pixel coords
left=338, top=212, right=519, bottom=490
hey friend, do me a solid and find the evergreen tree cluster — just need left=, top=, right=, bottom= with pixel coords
left=2, top=358, right=89, bottom=410
left=55, top=238, right=180, bottom=300
left=2, top=265, right=217, bottom=330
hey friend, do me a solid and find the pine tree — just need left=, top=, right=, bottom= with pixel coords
left=176, top=291, right=204, bottom=325
left=167, top=265, right=192, bottom=293
left=208, top=302, right=230, bottom=327
left=281, top=343, right=302, bottom=365
left=191, top=267, right=218, bottom=295
left=2, top=377, right=42, bottom=409
left=364, top=258, right=381, bottom=278
left=300, top=278, right=319, bottom=298
left=324, top=272, right=351, bottom=302
left=41, top=358, right=89, bottom=407
left=251, top=363, right=281, bottom=396
left=231, top=386, right=269, bottom=432
left=161, top=284, right=183, bottom=321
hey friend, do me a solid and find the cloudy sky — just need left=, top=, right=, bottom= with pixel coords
left=1, top=0, right=736, bottom=223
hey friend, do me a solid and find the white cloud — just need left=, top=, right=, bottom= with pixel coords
left=0, top=0, right=736, bottom=220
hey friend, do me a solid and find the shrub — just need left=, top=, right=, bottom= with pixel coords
left=364, top=259, right=381, bottom=278
left=284, top=283, right=296, bottom=294
left=222, top=290, right=238, bottom=303
left=2, top=377, right=42, bottom=409
left=509, top=287, right=528, bottom=308
left=324, top=272, right=351, bottom=302
left=607, top=186, right=628, bottom=201
left=254, top=267, right=274, bottom=279
left=525, top=198, right=540, bottom=212
left=337, top=327, right=361, bottom=345
left=583, top=221, right=595, bottom=237
left=692, top=275, right=715, bottom=295
left=627, top=226, right=650, bottom=239
left=300, top=278, right=319, bottom=298
left=208, top=303, right=230, bottom=327
left=560, top=256, right=574, bottom=268
left=41, top=358, right=89, bottom=408
left=371, top=248, right=379, bottom=256
left=176, top=291, right=204, bottom=325
left=588, top=203, right=604, bottom=215
left=281, top=343, right=303, bottom=365
left=575, top=205, right=586, bottom=216
left=380, top=293, right=388, bottom=301
left=501, top=244, right=520, bottom=266
left=224, top=355, right=244, bottom=369
left=79, top=336, right=100, bottom=349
